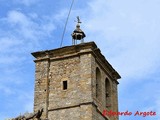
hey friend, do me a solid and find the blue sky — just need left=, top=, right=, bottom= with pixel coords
left=0, top=0, right=160, bottom=120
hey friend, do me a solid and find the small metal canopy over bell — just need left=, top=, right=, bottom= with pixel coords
left=72, top=16, right=86, bottom=45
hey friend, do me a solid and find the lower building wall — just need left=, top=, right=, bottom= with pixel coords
left=48, top=103, right=112, bottom=120
left=48, top=104, right=93, bottom=120
left=48, top=107, right=80, bottom=120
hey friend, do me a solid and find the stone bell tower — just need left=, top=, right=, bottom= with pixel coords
left=31, top=18, right=120, bottom=120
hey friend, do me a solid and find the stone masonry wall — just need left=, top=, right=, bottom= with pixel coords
left=34, top=60, right=49, bottom=119
left=32, top=42, right=120, bottom=120
left=48, top=104, right=93, bottom=120
left=49, top=56, right=81, bottom=109
left=47, top=53, right=93, bottom=120
left=91, top=54, right=119, bottom=120
left=48, top=53, right=93, bottom=110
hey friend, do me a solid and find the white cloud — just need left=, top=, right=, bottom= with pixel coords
left=0, top=10, right=56, bottom=116
left=79, top=2, right=160, bottom=119
left=5, top=10, right=56, bottom=41
left=83, top=0, right=160, bottom=80
left=7, top=10, right=30, bottom=26
left=0, top=10, right=56, bottom=59
left=0, top=37, right=22, bottom=52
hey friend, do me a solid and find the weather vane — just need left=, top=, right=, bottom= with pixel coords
left=77, top=16, right=82, bottom=24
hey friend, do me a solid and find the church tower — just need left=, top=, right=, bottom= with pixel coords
left=31, top=18, right=121, bottom=120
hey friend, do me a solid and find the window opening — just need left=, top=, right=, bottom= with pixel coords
left=63, top=81, right=68, bottom=90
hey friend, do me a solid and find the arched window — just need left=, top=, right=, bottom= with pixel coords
left=105, top=78, right=111, bottom=107
left=96, top=67, right=101, bottom=100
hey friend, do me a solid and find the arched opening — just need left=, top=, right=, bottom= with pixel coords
left=105, top=78, right=111, bottom=107
left=96, top=67, right=101, bottom=100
